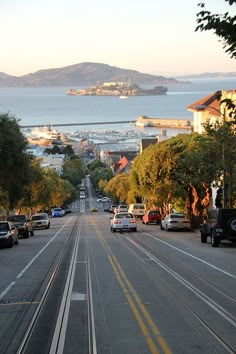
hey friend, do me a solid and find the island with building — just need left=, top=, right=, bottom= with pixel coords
left=66, top=82, right=168, bottom=97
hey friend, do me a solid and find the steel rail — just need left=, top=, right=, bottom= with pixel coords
left=16, top=216, right=79, bottom=354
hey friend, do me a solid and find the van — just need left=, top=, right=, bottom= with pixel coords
left=128, top=203, right=146, bottom=219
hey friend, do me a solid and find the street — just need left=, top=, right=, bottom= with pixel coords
left=0, top=178, right=235, bottom=354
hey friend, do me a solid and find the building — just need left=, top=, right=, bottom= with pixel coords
left=187, top=90, right=236, bottom=133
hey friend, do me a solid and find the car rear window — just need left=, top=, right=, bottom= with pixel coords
left=170, top=214, right=185, bottom=219
left=116, top=213, right=133, bottom=219
left=7, top=215, right=26, bottom=222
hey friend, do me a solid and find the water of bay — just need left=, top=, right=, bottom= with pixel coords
left=0, top=77, right=235, bottom=138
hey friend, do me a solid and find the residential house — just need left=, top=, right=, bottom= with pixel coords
left=112, top=156, right=132, bottom=175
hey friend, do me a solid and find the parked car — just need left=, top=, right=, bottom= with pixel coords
left=7, top=214, right=34, bottom=238
left=110, top=212, right=137, bottom=232
left=51, top=208, right=64, bottom=217
left=0, top=221, right=19, bottom=248
left=109, top=205, right=118, bottom=213
left=160, top=213, right=192, bottom=231
left=142, top=210, right=161, bottom=225
left=31, top=213, right=50, bottom=229
left=200, top=208, right=236, bottom=247
left=61, top=205, right=72, bottom=214
left=97, top=197, right=111, bottom=203
left=117, top=204, right=128, bottom=212
left=128, top=203, right=146, bottom=219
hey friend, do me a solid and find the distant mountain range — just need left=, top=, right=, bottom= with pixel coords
left=0, top=62, right=190, bottom=87
left=176, top=72, right=236, bottom=79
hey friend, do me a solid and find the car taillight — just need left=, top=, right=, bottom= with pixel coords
left=114, top=220, right=121, bottom=224
left=130, top=219, right=136, bottom=223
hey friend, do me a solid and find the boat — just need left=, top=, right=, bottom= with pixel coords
left=120, top=95, right=128, bottom=99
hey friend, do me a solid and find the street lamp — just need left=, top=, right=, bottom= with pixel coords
left=193, top=104, right=227, bottom=208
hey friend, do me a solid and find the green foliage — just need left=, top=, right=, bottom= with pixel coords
left=62, top=156, right=85, bottom=187
left=104, top=174, right=130, bottom=203
left=90, top=167, right=113, bottom=188
left=0, top=113, right=31, bottom=210
left=196, top=1, right=236, bottom=58
left=129, top=133, right=219, bottom=218
left=88, top=160, right=105, bottom=171
left=44, top=144, right=74, bottom=156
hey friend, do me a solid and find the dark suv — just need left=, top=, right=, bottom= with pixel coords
left=7, top=214, right=34, bottom=238
left=200, top=208, right=236, bottom=247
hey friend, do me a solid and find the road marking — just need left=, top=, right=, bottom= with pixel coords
left=144, top=233, right=236, bottom=279
left=71, top=292, right=87, bottom=301
left=95, top=228, right=172, bottom=354
left=0, top=217, right=73, bottom=300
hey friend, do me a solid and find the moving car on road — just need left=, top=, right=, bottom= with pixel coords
left=0, top=221, right=19, bottom=248
left=160, top=213, right=191, bottom=231
left=110, top=212, right=137, bottom=232
left=31, top=213, right=50, bottom=229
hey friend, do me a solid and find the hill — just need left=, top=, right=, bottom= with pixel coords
left=0, top=62, right=189, bottom=87
left=175, top=72, right=236, bottom=79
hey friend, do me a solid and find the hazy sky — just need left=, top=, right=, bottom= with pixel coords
left=1, top=0, right=235, bottom=77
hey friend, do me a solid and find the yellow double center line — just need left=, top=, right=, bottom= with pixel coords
left=96, top=229, right=172, bottom=354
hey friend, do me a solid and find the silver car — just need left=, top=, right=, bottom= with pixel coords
left=160, top=213, right=192, bottom=231
left=31, top=213, right=50, bottom=229
left=0, top=221, right=19, bottom=248
left=110, top=212, right=137, bottom=232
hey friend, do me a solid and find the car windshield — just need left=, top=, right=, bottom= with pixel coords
left=32, top=215, right=47, bottom=221
left=54, top=208, right=62, bottom=211
left=0, top=223, right=9, bottom=231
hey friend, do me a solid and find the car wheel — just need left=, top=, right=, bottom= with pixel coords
left=23, top=231, right=29, bottom=238
left=200, top=231, right=207, bottom=243
left=133, top=228, right=137, bottom=232
left=211, top=233, right=220, bottom=247
left=160, top=223, right=164, bottom=230
left=8, top=237, right=14, bottom=248
left=227, top=216, right=236, bottom=234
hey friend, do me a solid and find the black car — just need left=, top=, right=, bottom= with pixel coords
left=200, top=208, right=236, bottom=247
left=7, top=214, right=34, bottom=238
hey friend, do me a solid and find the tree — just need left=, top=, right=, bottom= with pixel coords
left=90, top=167, right=113, bottom=189
left=129, top=134, right=220, bottom=224
left=104, top=174, right=130, bottom=203
left=196, top=1, right=236, bottom=59
left=0, top=113, right=31, bottom=211
left=203, top=116, right=236, bottom=207
left=88, top=160, right=105, bottom=171
left=62, top=156, right=85, bottom=187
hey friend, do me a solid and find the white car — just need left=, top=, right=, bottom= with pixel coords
left=31, top=213, right=50, bottom=229
left=97, top=197, right=111, bottom=203
left=110, top=212, right=137, bottom=232
left=160, top=213, right=192, bottom=231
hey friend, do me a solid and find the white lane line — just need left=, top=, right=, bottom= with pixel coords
left=0, top=217, right=74, bottom=300
left=144, top=232, right=236, bottom=279
left=50, top=224, right=80, bottom=354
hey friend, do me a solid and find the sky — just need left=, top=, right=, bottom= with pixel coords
left=1, top=0, right=235, bottom=77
